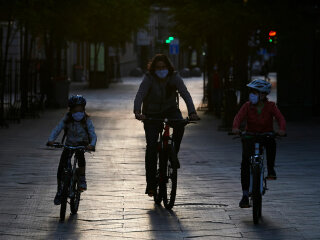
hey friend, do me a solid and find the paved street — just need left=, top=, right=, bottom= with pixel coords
left=0, top=76, right=319, bottom=240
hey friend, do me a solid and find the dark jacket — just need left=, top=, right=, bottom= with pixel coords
left=134, top=72, right=196, bottom=115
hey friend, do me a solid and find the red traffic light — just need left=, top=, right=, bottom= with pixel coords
left=269, top=31, right=277, bottom=37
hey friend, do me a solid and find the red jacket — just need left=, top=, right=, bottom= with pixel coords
left=233, top=100, right=286, bottom=132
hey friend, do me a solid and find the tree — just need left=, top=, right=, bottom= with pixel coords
left=69, top=0, right=150, bottom=87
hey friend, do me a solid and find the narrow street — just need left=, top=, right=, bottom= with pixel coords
left=0, top=77, right=319, bottom=239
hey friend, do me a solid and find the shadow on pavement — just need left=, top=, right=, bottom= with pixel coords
left=46, top=213, right=80, bottom=239
left=147, top=203, right=190, bottom=239
left=242, top=215, right=288, bottom=239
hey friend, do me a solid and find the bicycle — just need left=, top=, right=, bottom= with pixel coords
left=142, top=117, right=194, bottom=210
left=48, top=143, right=93, bottom=221
left=229, top=131, right=285, bottom=224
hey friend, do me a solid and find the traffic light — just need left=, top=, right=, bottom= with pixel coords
left=268, top=30, right=277, bottom=44
left=165, top=36, right=174, bottom=44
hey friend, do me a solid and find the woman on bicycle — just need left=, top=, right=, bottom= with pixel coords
left=47, top=95, right=97, bottom=205
left=232, top=79, right=286, bottom=208
left=134, top=54, right=200, bottom=197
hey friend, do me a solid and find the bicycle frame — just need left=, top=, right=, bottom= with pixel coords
left=49, top=143, right=90, bottom=221
left=161, top=123, right=171, bottom=149
left=142, top=117, right=192, bottom=209
left=229, top=131, right=285, bottom=224
left=249, top=142, right=267, bottom=196
left=65, top=150, right=80, bottom=199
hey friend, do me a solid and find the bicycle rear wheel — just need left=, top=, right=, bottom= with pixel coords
left=70, top=178, right=81, bottom=214
left=163, top=145, right=177, bottom=210
left=252, top=165, right=262, bottom=224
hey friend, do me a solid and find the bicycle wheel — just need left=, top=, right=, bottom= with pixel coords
left=60, top=181, right=68, bottom=221
left=70, top=178, right=81, bottom=214
left=154, top=149, right=164, bottom=205
left=163, top=145, right=177, bottom=210
left=252, top=165, right=262, bottom=224
left=154, top=170, right=162, bottom=205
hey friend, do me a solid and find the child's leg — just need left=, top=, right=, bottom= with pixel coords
left=265, top=138, right=277, bottom=176
left=239, top=139, right=254, bottom=207
left=241, top=139, right=255, bottom=193
left=57, top=149, right=71, bottom=186
left=76, top=151, right=87, bottom=190
left=75, top=151, right=86, bottom=176
left=54, top=149, right=71, bottom=205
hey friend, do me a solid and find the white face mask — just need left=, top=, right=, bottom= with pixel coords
left=155, top=69, right=168, bottom=79
left=72, top=112, right=85, bottom=121
left=249, top=93, right=259, bottom=104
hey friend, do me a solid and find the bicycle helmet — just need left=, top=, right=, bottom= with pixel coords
left=247, top=79, right=271, bottom=94
left=68, top=95, right=86, bottom=108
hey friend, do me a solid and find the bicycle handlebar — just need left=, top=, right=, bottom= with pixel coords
left=46, top=142, right=94, bottom=152
left=228, top=131, right=287, bottom=138
left=142, top=117, right=197, bottom=125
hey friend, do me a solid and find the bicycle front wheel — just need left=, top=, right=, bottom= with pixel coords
left=70, top=177, right=81, bottom=214
left=154, top=147, right=165, bottom=205
left=252, top=165, right=262, bottom=224
left=60, top=182, right=68, bottom=221
left=163, top=145, right=178, bottom=210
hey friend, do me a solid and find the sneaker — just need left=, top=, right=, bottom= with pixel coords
left=239, top=195, right=250, bottom=208
left=79, top=176, right=87, bottom=191
left=267, top=168, right=277, bottom=180
left=54, top=191, right=61, bottom=205
left=145, top=184, right=156, bottom=197
left=147, top=189, right=155, bottom=197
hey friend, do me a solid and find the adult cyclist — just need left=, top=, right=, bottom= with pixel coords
left=134, top=54, right=200, bottom=197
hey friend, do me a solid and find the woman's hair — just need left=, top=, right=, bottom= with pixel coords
left=147, top=54, right=175, bottom=76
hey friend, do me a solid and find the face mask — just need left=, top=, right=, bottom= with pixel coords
left=249, top=93, right=259, bottom=104
left=155, top=69, right=168, bottom=79
left=72, top=112, right=85, bottom=121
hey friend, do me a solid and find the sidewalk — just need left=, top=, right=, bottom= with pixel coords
left=0, top=77, right=319, bottom=239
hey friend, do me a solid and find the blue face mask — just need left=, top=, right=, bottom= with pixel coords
left=249, top=93, right=259, bottom=104
left=72, top=112, right=85, bottom=121
left=155, top=69, right=168, bottom=79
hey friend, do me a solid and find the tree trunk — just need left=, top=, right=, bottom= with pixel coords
left=20, top=24, right=29, bottom=116
left=0, top=19, right=12, bottom=123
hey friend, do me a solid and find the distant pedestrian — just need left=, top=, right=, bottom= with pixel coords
left=47, top=95, right=97, bottom=205
left=133, top=54, right=200, bottom=197
left=232, top=79, right=286, bottom=208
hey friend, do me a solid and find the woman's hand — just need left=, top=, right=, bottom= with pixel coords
left=135, top=112, right=146, bottom=120
left=189, top=113, right=200, bottom=121
left=86, top=145, right=95, bottom=151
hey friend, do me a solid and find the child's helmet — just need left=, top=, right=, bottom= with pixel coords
left=247, top=79, right=271, bottom=94
left=68, top=95, right=86, bottom=108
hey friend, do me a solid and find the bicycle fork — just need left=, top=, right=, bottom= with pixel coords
left=69, top=157, right=79, bottom=199
left=249, top=143, right=267, bottom=196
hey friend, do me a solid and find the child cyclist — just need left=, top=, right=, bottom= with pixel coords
left=47, top=95, right=97, bottom=205
left=232, top=79, right=286, bottom=208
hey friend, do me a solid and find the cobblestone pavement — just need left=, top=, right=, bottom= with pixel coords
left=0, top=77, right=319, bottom=239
